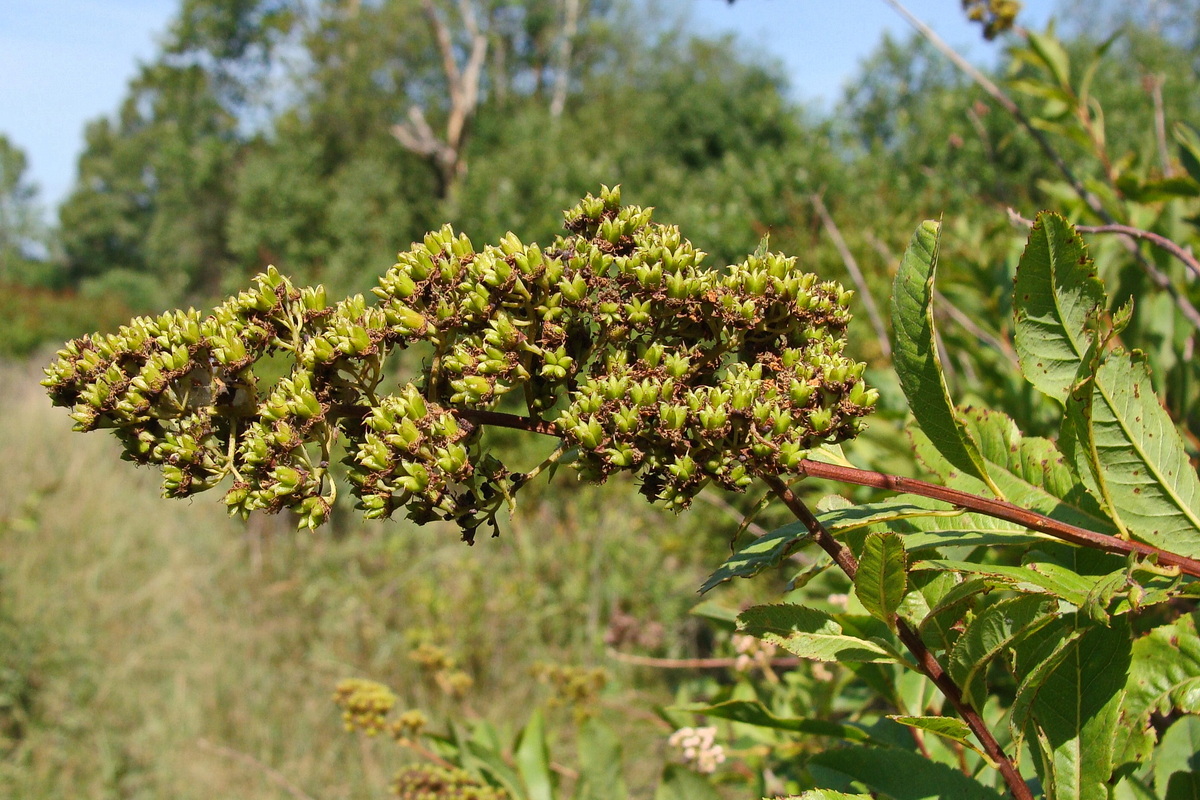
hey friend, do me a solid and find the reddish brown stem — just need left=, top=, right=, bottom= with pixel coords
left=606, top=648, right=800, bottom=670
left=762, top=475, right=1034, bottom=800
left=450, top=408, right=1200, bottom=579
left=795, top=458, right=1200, bottom=579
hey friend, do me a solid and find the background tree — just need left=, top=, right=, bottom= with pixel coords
left=0, top=135, right=50, bottom=286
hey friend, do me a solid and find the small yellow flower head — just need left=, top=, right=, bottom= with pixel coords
left=333, top=678, right=397, bottom=736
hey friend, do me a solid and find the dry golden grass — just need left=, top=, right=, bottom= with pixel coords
left=0, top=358, right=729, bottom=798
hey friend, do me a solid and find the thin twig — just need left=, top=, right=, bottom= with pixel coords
left=881, top=0, right=1200, bottom=332
left=879, top=0, right=1098, bottom=218
left=447, top=408, right=1200, bottom=578
left=1007, top=208, right=1200, bottom=283
left=696, top=488, right=769, bottom=538
left=761, top=476, right=1034, bottom=800
left=934, top=288, right=1020, bottom=367
left=811, top=193, right=892, bottom=358
left=196, top=739, right=317, bottom=800
left=607, top=648, right=800, bottom=670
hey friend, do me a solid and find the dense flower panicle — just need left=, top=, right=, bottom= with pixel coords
left=44, top=187, right=877, bottom=537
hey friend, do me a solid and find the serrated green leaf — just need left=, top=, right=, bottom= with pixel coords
left=573, top=718, right=625, bottom=800
left=854, top=533, right=908, bottom=624
left=515, top=710, right=555, bottom=800
left=1061, top=349, right=1200, bottom=557
left=949, top=594, right=1057, bottom=709
left=1013, top=213, right=1106, bottom=405
left=1114, top=612, right=1200, bottom=766
left=808, top=745, right=1005, bottom=800
left=699, top=521, right=808, bottom=594
left=673, top=699, right=873, bottom=742
left=789, top=792, right=874, bottom=800
left=1008, top=620, right=1084, bottom=751
left=654, top=764, right=721, bottom=800
left=892, top=220, right=1001, bottom=496
left=1019, top=616, right=1131, bottom=800
left=738, top=605, right=896, bottom=663
left=916, top=576, right=994, bottom=651
left=1156, top=717, right=1200, bottom=799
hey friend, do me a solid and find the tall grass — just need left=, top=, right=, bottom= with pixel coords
left=0, top=358, right=742, bottom=798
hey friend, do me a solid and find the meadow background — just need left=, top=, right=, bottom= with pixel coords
left=2, top=1, right=1198, bottom=796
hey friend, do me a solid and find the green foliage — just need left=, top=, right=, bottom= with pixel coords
left=891, top=221, right=1002, bottom=496
left=26, top=4, right=1200, bottom=800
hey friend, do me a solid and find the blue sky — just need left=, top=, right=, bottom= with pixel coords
left=1, top=0, right=1055, bottom=216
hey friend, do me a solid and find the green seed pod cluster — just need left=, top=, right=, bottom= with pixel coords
left=391, top=765, right=508, bottom=800
left=44, top=187, right=876, bottom=539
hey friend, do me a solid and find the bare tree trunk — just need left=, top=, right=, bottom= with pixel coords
left=549, top=0, right=581, bottom=118
left=391, top=0, right=487, bottom=199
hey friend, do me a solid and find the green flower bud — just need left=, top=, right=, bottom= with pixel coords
left=809, top=406, right=834, bottom=433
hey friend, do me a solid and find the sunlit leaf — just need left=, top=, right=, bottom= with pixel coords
left=1061, top=349, right=1200, bottom=557
left=888, top=715, right=984, bottom=757
left=738, top=605, right=895, bottom=663
left=854, top=533, right=908, bottom=624
left=1156, top=717, right=1200, bottom=800
left=1114, top=612, right=1200, bottom=767
left=891, top=220, right=1001, bottom=496
left=1027, top=30, right=1072, bottom=89
left=1016, top=615, right=1131, bottom=800
left=1014, top=212, right=1106, bottom=405
left=515, top=711, right=554, bottom=800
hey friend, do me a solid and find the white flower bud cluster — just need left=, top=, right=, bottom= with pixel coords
left=732, top=632, right=778, bottom=672
left=667, top=726, right=727, bottom=774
